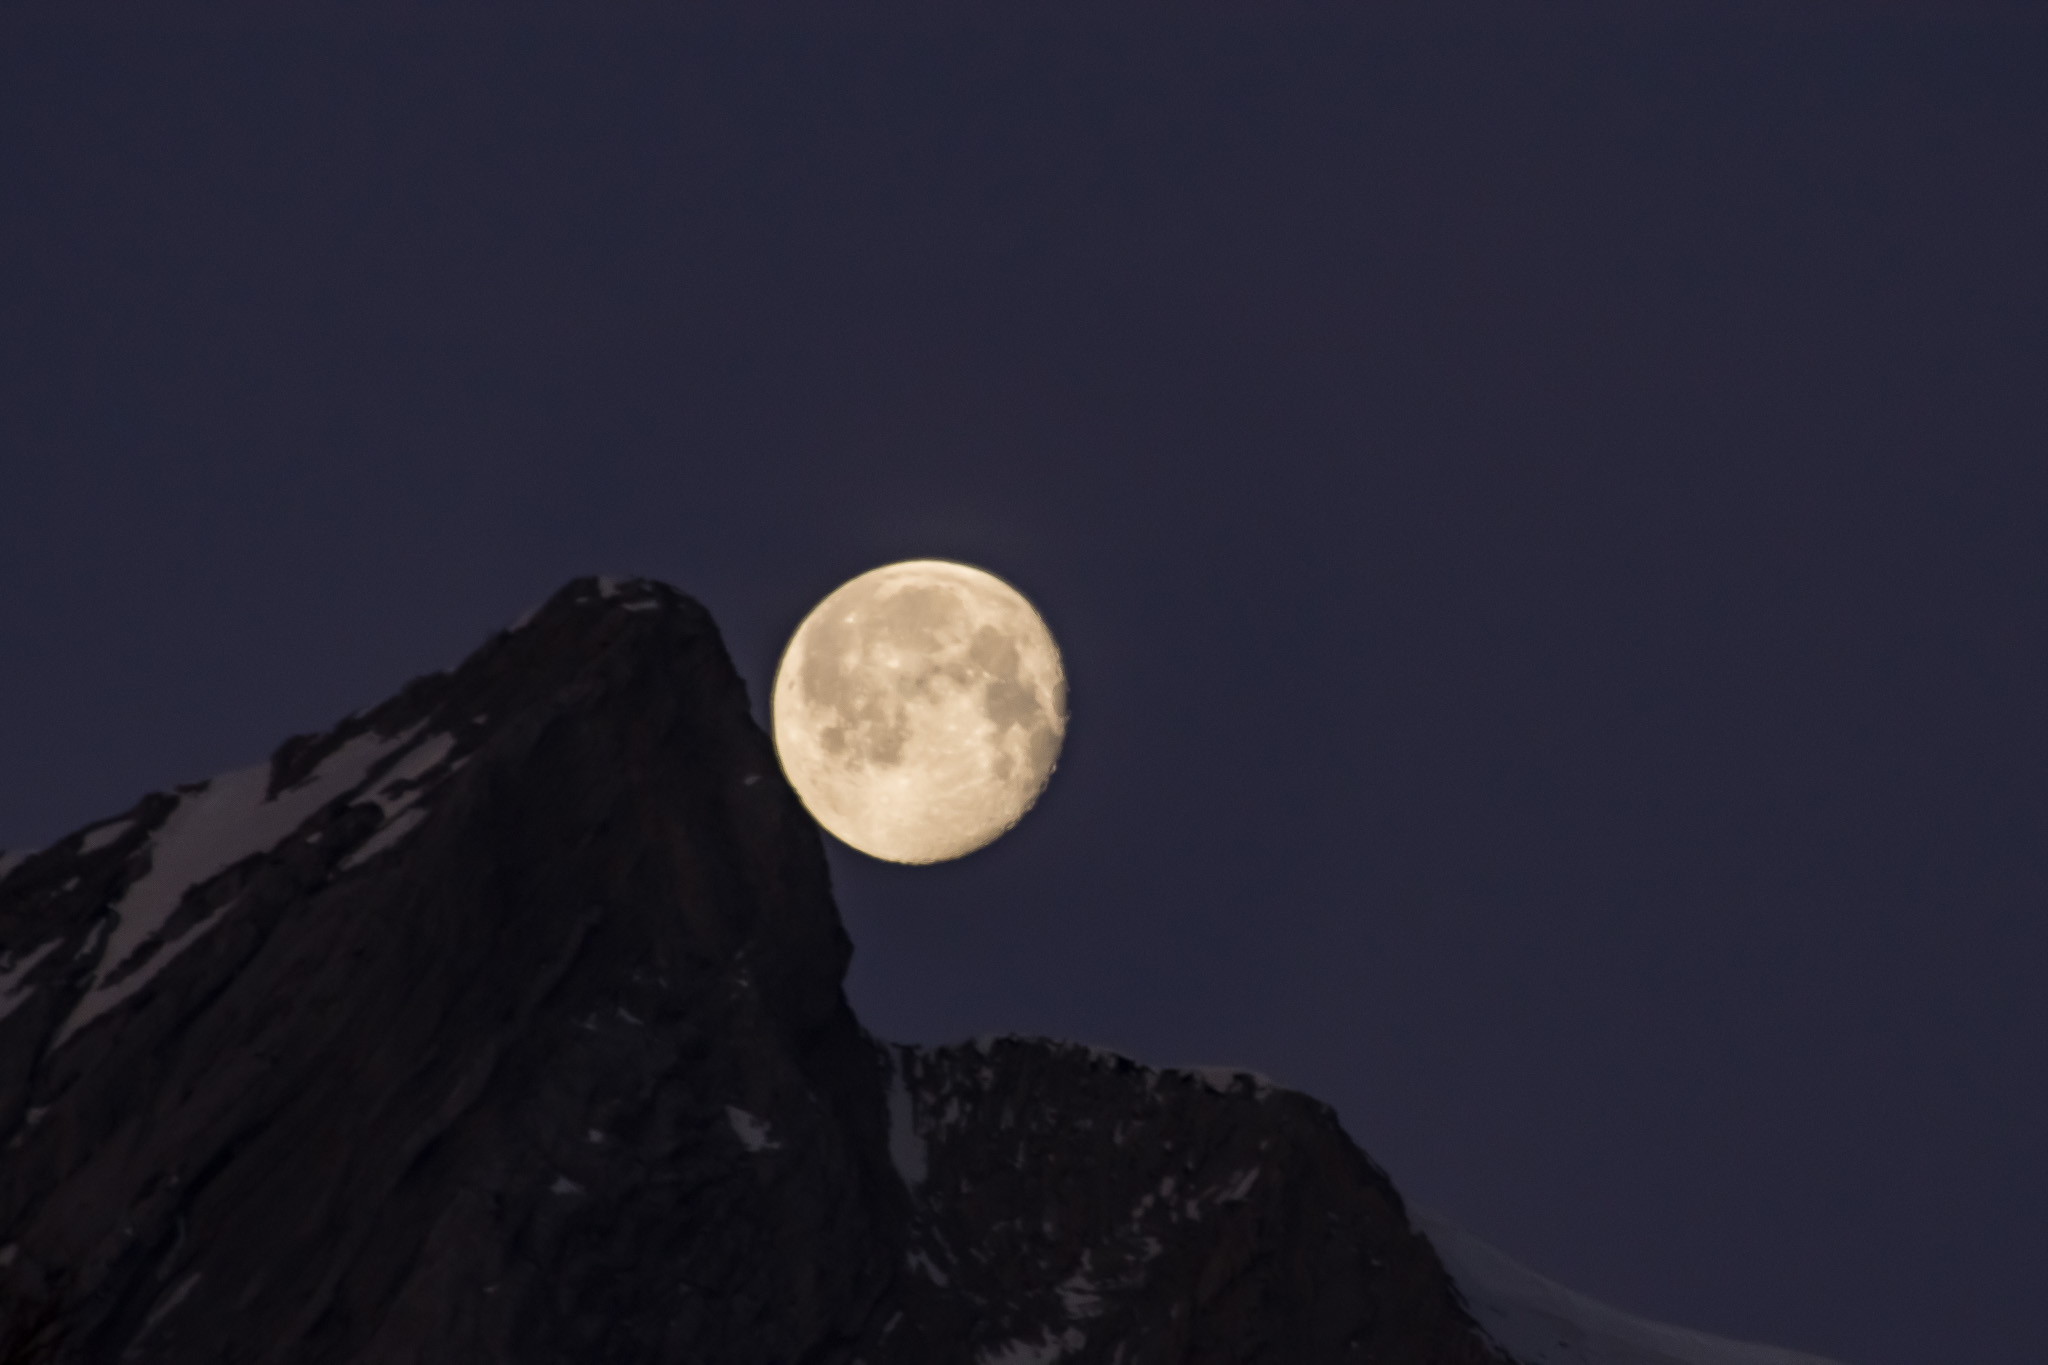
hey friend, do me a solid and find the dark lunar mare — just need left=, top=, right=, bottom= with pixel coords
left=0, top=578, right=1503, bottom=1365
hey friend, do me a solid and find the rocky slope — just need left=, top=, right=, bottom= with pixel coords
left=0, top=577, right=1502, bottom=1365
left=878, top=1039, right=1501, bottom=1365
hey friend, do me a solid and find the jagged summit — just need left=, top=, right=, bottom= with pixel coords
left=1, top=575, right=899, bottom=1363
left=3, top=574, right=848, bottom=1065
left=0, top=577, right=1829, bottom=1365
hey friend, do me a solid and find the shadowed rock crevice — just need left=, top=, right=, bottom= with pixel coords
left=0, top=576, right=1502, bottom=1365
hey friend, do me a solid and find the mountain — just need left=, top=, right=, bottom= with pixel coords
left=0, top=577, right=1836, bottom=1365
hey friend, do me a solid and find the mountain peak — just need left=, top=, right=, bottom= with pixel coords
left=1, top=576, right=896, bottom=1363
left=0, top=577, right=1799, bottom=1364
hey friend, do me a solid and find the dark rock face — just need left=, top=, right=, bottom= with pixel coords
left=0, top=578, right=1504, bottom=1365
left=875, top=1041, right=1504, bottom=1365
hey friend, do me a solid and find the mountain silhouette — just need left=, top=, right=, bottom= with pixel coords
left=0, top=577, right=1837, bottom=1365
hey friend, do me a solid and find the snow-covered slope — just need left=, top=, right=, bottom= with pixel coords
left=1415, top=1209, right=1846, bottom=1365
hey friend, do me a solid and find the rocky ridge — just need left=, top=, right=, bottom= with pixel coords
left=0, top=576, right=1806, bottom=1364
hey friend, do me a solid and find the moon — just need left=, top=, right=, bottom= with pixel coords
left=771, top=560, right=1068, bottom=864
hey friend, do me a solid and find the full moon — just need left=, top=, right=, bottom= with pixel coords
left=772, top=560, right=1068, bottom=864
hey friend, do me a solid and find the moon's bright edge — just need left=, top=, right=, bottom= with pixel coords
left=771, top=560, right=1068, bottom=864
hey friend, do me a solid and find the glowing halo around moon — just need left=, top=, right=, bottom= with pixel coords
left=771, top=560, right=1068, bottom=864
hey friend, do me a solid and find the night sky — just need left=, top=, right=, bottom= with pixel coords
left=4, top=8, right=2045, bottom=1364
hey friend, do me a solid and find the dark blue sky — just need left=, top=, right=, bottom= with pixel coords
left=4, top=8, right=2044, bottom=1363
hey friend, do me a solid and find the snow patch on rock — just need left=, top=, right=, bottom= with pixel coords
left=368, top=732, right=457, bottom=807
left=1056, top=1262, right=1103, bottom=1319
left=0, top=850, right=29, bottom=882
left=339, top=808, right=427, bottom=870
left=0, top=940, right=62, bottom=1024
left=337, top=731, right=462, bottom=870
left=139, top=1271, right=201, bottom=1335
left=726, top=1106, right=779, bottom=1152
left=54, top=726, right=419, bottom=1048
left=1415, top=1208, right=1845, bottom=1365
left=1216, top=1166, right=1260, bottom=1202
left=79, top=820, right=132, bottom=854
